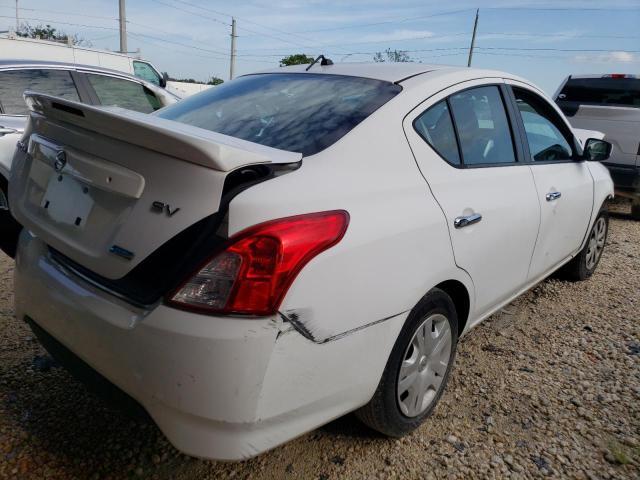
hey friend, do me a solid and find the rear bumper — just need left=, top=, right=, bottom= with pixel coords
left=14, top=231, right=404, bottom=460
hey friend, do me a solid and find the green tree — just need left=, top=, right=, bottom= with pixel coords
left=373, top=48, right=413, bottom=63
left=17, top=23, right=91, bottom=47
left=279, top=54, right=314, bottom=67
left=207, top=76, right=224, bottom=85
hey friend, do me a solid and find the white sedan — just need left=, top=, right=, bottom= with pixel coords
left=9, top=62, right=613, bottom=460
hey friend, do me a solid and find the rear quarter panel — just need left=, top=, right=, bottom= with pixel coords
left=228, top=96, right=474, bottom=343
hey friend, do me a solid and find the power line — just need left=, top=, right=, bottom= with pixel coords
left=162, top=0, right=319, bottom=44
left=236, top=32, right=471, bottom=54
left=127, top=31, right=275, bottom=64
left=0, top=14, right=118, bottom=30
left=0, top=5, right=116, bottom=21
left=485, top=6, right=640, bottom=12
left=481, top=31, right=640, bottom=40
left=147, top=0, right=317, bottom=50
left=148, top=0, right=230, bottom=27
left=292, top=8, right=476, bottom=34
left=476, top=46, right=640, bottom=53
left=128, top=30, right=230, bottom=56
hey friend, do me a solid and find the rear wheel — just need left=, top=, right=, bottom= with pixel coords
left=356, top=288, right=458, bottom=437
left=559, top=211, right=608, bottom=281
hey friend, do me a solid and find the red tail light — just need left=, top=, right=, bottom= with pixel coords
left=168, top=211, right=349, bottom=316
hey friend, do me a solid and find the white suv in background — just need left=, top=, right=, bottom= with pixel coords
left=9, top=63, right=613, bottom=460
left=0, top=60, right=178, bottom=256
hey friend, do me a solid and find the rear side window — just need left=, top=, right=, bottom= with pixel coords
left=514, top=88, right=574, bottom=161
left=558, top=77, right=640, bottom=108
left=414, top=101, right=461, bottom=165
left=157, top=73, right=402, bottom=156
left=448, top=86, right=516, bottom=166
left=86, top=74, right=161, bottom=113
left=0, top=69, right=80, bottom=115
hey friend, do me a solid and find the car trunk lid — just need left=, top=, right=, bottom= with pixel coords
left=9, top=92, right=301, bottom=280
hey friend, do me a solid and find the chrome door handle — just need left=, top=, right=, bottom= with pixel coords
left=0, top=127, right=18, bottom=136
left=546, top=191, right=562, bottom=201
left=454, top=213, right=482, bottom=229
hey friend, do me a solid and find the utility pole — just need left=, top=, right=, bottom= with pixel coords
left=467, top=8, right=479, bottom=67
left=229, top=17, right=237, bottom=80
left=15, top=0, right=19, bottom=32
left=119, top=0, right=127, bottom=53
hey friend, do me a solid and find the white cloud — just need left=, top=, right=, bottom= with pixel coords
left=573, top=51, right=638, bottom=64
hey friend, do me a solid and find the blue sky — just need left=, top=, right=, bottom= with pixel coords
left=1, top=0, right=639, bottom=93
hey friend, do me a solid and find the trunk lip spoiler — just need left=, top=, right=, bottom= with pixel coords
left=23, top=91, right=303, bottom=173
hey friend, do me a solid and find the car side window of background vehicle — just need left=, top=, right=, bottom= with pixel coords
left=513, top=87, right=574, bottom=162
left=0, top=69, right=80, bottom=115
left=85, top=74, right=162, bottom=113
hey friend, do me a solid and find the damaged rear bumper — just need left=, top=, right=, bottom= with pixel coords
left=14, top=231, right=406, bottom=460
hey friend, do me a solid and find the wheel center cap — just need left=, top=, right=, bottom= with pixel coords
left=419, top=355, right=428, bottom=371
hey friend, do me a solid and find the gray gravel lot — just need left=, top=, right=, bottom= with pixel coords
left=0, top=205, right=638, bottom=479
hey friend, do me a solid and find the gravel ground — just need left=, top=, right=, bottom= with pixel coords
left=0, top=205, right=638, bottom=480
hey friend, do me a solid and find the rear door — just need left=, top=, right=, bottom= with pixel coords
left=404, top=80, right=540, bottom=318
left=507, top=82, right=594, bottom=280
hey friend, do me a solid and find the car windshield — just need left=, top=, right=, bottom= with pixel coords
left=156, top=73, right=402, bottom=156
left=558, top=77, right=640, bottom=108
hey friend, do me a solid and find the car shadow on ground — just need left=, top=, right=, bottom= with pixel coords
left=1, top=356, right=173, bottom=477
left=319, top=412, right=384, bottom=440
left=610, top=211, right=637, bottom=222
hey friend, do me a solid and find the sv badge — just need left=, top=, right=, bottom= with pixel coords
left=151, top=201, right=180, bottom=217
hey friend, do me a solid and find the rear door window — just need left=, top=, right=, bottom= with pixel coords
left=85, top=74, right=162, bottom=113
left=448, top=86, right=516, bottom=166
left=0, top=69, right=80, bottom=115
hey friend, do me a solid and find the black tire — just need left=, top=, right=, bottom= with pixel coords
left=558, top=210, right=608, bottom=281
left=356, top=288, right=458, bottom=437
left=631, top=200, right=640, bottom=221
left=0, top=176, right=23, bottom=258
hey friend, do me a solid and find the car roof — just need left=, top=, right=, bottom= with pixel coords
left=249, top=62, right=530, bottom=87
left=0, top=59, right=144, bottom=83
left=251, top=62, right=460, bottom=83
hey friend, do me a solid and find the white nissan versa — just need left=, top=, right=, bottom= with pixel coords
left=9, top=62, right=613, bottom=460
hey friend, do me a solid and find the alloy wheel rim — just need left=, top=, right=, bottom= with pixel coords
left=585, top=217, right=606, bottom=270
left=397, top=313, right=452, bottom=418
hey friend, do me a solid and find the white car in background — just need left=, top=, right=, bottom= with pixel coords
left=9, top=62, right=613, bottom=460
left=0, top=60, right=178, bottom=257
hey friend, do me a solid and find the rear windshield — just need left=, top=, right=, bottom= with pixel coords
left=156, top=73, right=402, bottom=156
left=557, top=78, right=640, bottom=108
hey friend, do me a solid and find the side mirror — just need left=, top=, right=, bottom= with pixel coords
left=160, top=72, right=169, bottom=88
left=583, top=138, right=612, bottom=162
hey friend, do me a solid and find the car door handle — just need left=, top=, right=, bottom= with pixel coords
left=546, top=191, right=562, bottom=201
left=0, top=127, right=18, bottom=136
left=454, top=213, right=482, bottom=229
